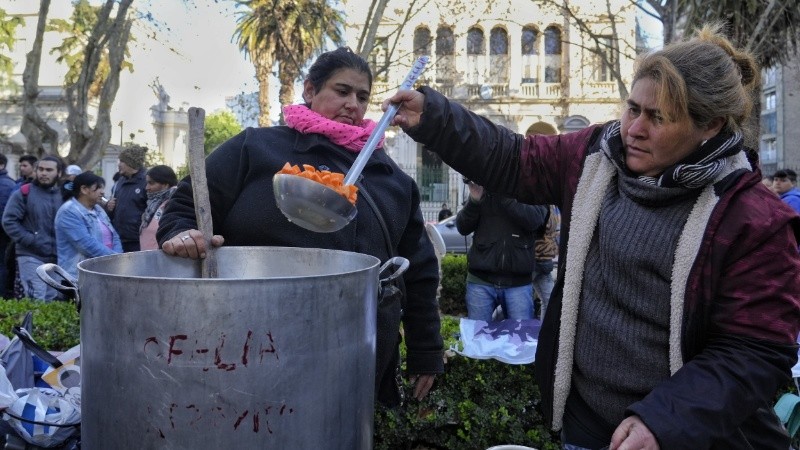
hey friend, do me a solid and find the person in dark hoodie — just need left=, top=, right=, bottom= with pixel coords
left=456, top=179, right=547, bottom=321
left=105, top=144, right=148, bottom=252
left=2, top=156, right=64, bottom=301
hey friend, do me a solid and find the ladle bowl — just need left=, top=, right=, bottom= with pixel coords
left=273, top=55, right=430, bottom=233
left=273, top=173, right=356, bottom=233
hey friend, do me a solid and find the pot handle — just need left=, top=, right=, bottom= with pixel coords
left=379, top=256, right=409, bottom=286
left=36, top=264, right=81, bottom=311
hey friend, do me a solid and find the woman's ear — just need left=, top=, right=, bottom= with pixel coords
left=702, top=117, right=725, bottom=140
left=302, top=79, right=315, bottom=104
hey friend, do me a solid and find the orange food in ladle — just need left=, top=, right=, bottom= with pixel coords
left=278, top=163, right=358, bottom=205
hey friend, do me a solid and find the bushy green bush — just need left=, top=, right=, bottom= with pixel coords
left=377, top=315, right=560, bottom=450
left=0, top=299, right=80, bottom=351
left=439, top=254, right=468, bottom=316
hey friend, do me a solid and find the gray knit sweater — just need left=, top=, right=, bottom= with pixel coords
left=571, top=172, right=699, bottom=428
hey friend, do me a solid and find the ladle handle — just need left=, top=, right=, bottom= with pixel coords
left=343, top=55, right=430, bottom=185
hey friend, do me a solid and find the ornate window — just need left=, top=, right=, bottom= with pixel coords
left=489, top=27, right=509, bottom=83
left=466, top=27, right=485, bottom=84
left=435, top=26, right=455, bottom=84
left=414, top=27, right=432, bottom=56
left=521, top=26, right=539, bottom=83
left=368, top=37, right=389, bottom=82
left=593, top=36, right=617, bottom=82
left=544, top=26, right=562, bottom=83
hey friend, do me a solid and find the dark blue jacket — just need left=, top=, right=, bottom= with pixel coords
left=1, top=182, right=63, bottom=261
left=109, top=169, right=147, bottom=242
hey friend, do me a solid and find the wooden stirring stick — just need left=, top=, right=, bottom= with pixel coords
left=187, top=107, right=218, bottom=278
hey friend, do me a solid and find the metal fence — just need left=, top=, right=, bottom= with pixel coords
left=413, top=169, right=467, bottom=222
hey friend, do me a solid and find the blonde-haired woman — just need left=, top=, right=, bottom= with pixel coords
left=386, top=23, right=800, bottom=449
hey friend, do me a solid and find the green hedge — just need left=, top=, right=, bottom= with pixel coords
left=376, top=315, right=560, bottom=450
left=439, top=254, right=468, bottom=316
left=0, top=299, right=80, bottom=351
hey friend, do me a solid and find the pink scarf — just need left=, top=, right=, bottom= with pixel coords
left=283, top=104, right=384, bottom=153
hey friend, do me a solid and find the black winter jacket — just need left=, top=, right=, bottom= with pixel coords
left=456, top=193, right=546, bottom=286
left=109, top=169, right=147, bottom=242
left=157, top=126, right=444, bottom=403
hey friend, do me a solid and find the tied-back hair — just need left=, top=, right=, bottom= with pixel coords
left=632, top=22, right=759, bottom=134
left=64, top=171, right=104, bottom=201
left=305, top=47, right=373, bottom=94
left=146, top=165, right=178, bottom=187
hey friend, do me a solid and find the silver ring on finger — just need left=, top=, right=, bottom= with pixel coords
left=180, top=235, right=190, bottom=242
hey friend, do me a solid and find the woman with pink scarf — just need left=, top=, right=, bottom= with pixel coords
left=157, top=47, right=443, bottom=407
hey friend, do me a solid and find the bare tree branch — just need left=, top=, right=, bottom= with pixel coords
left=20, top=0, right=59, bottom=156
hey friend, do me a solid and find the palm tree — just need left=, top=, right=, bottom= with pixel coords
left=276, top=1, right=343, bottom=109
left=234, top=0, right=344, bottom=127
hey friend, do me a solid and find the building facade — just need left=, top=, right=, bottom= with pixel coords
left=759, top=54, right=800, bottom=176
left=344, top=0, right=637, bottom=221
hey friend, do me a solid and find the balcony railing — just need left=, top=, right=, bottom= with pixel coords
left=520, top=82, right=561, bottom=98
left=375, top=80, right=621, bottom=102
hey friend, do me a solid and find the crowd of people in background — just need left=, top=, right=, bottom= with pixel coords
left=0, top=145, right=178, bottom=301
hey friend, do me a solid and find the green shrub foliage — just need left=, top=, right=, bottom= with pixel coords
left=0, top=299, right=80, bottom=351
left=439, top=254, right=468, bottom=316
left=376, top=315, right=561, bottom=450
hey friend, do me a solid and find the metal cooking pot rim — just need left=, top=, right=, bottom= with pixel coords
left=76, top=246, right=381, bottom=281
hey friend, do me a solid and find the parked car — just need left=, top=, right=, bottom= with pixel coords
left=433, top=215, right=472, bottom=254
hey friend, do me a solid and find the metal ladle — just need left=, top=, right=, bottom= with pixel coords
left=273, top=56, right=430, bottom=233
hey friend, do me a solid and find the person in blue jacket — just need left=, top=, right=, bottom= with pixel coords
left=772, top=169, right=800, bottom=214
left=55, top=172, right=122, bottom=279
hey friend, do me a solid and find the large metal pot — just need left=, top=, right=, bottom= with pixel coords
left=39, top=246, right=402, bottom=449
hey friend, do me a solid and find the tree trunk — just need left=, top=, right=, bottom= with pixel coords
left=65, top=0, right=133, bottom=170
left=255, top=55, right=274, bottom=127
left=356, top=0, right=389, bottom=59
left=20, top=0, right=59, bottom=156
left=277, top=61, right=298, bottom=125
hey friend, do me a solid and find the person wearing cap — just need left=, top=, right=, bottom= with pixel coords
left=61, top=164, right=83, bottom=200
left=106, top=144, right=148, bottom=252
left=64, top=165, right=82, bottom=180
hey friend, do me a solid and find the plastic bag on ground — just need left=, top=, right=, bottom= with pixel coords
left=0, top=312, right=35, bottom=390
left=0, top=364, right=19, bottom=408
left=3, top=387, right=80, bottom=448
left=453, top=318, right=540, bottom=364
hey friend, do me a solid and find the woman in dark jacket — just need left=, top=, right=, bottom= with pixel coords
left=384, top=24, right=800, bottom=449
left=157, top=47, right=443, bottom=406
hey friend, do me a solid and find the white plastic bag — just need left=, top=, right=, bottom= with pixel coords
left=0, top=364, right=19, bottom=408
left=3, top=387, right=80, bottom=448
left=453, top=318, right=540, bottom=364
